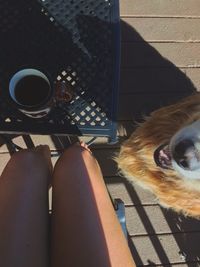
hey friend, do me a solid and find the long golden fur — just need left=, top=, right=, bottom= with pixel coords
left=117, top=93, right=200, bottom=218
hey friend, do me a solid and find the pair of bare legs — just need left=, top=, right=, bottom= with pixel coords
left=0, top=142, right=135, bottom=267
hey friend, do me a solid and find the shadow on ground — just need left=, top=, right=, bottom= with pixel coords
left=118, top=20, right=197, bottom=124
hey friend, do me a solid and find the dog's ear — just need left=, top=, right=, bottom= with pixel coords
left=150, top=93, right=200, bottom=121
left=157, top=185, right=200, bottom=219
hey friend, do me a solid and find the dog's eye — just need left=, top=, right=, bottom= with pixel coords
left=179, top=159, right=189, bottom=169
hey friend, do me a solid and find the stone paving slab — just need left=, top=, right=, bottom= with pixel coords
left=121, top=18, right=200, bottom=42
left=121, top=43, right=200, bottom=68
left=120, top=0, right=200, bottom=17
left=129, top=232, right=200, bottom=266
left=126, top=206, right=200, bottom=236
left=120, top=68, right=200, bottom=93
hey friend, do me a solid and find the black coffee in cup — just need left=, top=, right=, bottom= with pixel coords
left=9, top=69, right=54, bottom=118
left=15, top=75, right=50, bottom=107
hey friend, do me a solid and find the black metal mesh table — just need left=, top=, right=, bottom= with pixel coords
left=0, top=0, right=120, bottom=143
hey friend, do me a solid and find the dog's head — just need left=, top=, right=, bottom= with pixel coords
left=117, top=94, right=200, bottom=218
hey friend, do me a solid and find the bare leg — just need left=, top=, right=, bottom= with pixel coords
left=0, top=145, right=52, bottom=267
left=51, top=143, right=135, bottom=267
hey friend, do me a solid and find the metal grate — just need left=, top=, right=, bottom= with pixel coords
left=0, top=0, right=120, bottom=142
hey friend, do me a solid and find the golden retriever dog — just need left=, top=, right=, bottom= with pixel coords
left=117, top=93, right=200, bottom=218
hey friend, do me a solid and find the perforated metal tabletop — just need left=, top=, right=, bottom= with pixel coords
left=0, top=0, right=120, bottom=143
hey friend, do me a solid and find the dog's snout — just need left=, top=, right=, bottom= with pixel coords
left=173, top=139, right=195, bottom=169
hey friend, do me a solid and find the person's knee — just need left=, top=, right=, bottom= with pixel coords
left=54, top=144, right=96, bottom=172
left=9, top=146, right=51, bottom=170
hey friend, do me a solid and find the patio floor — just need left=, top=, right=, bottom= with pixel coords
left=0, top=0, right=200, bottom=266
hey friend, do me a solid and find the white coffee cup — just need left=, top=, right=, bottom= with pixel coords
left=9, top=69, right=54, bottom=118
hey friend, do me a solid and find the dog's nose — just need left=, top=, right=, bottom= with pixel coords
left=174, top=139, right=194, bottom=156
left=173, top=139, right=195, bottom=169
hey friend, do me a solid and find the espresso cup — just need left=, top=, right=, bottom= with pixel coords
left=9, top=69, right=54, bottom=118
